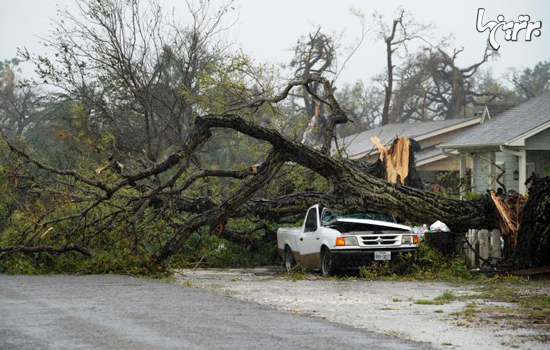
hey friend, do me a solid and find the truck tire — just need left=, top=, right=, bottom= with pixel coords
left=284, top=246, right=296, bottom=272
left=320, top=248, right=336, bottom=277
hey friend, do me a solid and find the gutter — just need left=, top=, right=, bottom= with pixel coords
left=437, top=142, right=501, bottom=149
left=439, top=148, right=460, bottom=157
left=499, top=145, right=521, bottom=157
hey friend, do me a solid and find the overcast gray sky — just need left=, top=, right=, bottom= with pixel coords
left=1, top=0, right=549, bottom=86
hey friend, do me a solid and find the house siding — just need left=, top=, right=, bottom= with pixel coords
left=473, top=153, right=491, bottom=193
left=525, top=128, right=550, bottom=149
left=527, top=150, right=550, bottom=177
left=495, top=152, right=519, bottom=192
left=473, top=152, right=519, bottom=193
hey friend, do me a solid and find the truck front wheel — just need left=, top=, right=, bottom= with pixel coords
left=320, top=248, right=336, bottom=277
left=284, top=246, right=296, bottom=272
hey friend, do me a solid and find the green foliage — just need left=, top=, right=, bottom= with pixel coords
left=456, top=277, right=550, bottom=324
left=281, top=266, right=310, bottom=282
left=465, top=191, right=482, bottom=201
left=433, top=188, right=459, bottom=200
left=358, top=244, right=472, bottom=281
left=0, top=127, right=287, bottom=276
left=169, top=230, right=278, bottom=269
left=0, top=251, right=169, bottom=277
left=511, top=60, right=550, bottom=101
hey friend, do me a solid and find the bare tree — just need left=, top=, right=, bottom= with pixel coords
left=21, top=0, right=235, bottom=162
left=375, top=9, right=432, bottom=125
left=422, top=46, right=499, bottom=119
left=335, top=81, right=382, bottom=136
left=0, top=59, right=45, bottom=136
left=376, top=44, right=501, bottom=123
left=289, top=29, right=336, bottom=148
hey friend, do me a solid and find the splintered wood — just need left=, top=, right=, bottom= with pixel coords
left=371, top=136, right=410, bottom=185
left=490, top=191, right=527, bottom=248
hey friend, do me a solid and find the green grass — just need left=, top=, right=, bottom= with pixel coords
left=445, top=276, right=550, bottom=325
left=182, top=280, right=193, bottom=288
left=416, top=291, right=456, bottom=305
left=463, top=303, right=478, bottom=316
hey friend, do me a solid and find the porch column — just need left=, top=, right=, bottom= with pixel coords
left=519, top=149, right=527, bottom=194
left=471, top=154, right=477, bottom=192
left=459, top=155, right=467, bottom=200
left=489, top=152, right=497, bottom=191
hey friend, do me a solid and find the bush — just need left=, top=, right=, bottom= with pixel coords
left=359, top=243, right=472, bottom=281
left=168, top=231, right=279, bottom=269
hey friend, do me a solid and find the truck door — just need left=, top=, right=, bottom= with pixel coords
left=299, top=206, right=322, bottom=267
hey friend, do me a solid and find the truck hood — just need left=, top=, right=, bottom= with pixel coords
left=332, top=218, right=412, bottom=232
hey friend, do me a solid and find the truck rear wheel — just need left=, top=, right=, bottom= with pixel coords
left=320, top=248, right=336, bottom=277
left=284, top=246, right=296, bottom=272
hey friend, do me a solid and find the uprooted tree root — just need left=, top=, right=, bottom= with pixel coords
left=499, top=176, right=550, bottom=270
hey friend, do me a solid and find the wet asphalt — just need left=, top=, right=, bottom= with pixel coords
left=0, top=274, right=430, bottom=350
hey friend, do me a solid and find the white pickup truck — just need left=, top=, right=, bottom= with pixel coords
left=277, top=204, right=418, bottom=276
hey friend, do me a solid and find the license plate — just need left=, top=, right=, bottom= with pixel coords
left=375, top=251, right=391, bottom=261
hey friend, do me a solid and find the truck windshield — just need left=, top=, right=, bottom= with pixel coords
left=321, top=208, right=395, bottom=226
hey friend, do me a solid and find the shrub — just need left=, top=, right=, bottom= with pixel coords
left=359, top=243, right=472, bottom=281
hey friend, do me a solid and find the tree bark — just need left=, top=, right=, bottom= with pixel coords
left=193, top=114, right=496, bottom=231
left=501, top=177, right=550, bottom=270
left=381, top=17, right=401, bottom=126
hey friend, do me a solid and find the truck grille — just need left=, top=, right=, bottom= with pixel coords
left=359, top=234, right=399, bottom=246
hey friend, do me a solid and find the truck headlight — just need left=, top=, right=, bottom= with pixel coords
left=336, top=236, right=358, bottom=246
left=402, top=235, right=419, bottom=244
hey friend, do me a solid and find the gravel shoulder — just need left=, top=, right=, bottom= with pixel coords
left=176, top=267, right=549, bottom=350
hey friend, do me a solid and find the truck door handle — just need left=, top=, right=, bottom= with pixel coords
left=316, top=238, right=320, bottom=240
left=299, top=238, right=303, bottom=241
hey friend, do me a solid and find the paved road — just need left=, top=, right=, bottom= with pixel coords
left=0, top=275, right=429, bottom=350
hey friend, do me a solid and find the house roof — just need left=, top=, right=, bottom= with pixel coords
left=416, top=147, right=444, bottom=163
left=439, top=93, right=550, bottom=149
left=486, top=103, right=516, bottom=118
left=336, top=117, right=479, bottom=158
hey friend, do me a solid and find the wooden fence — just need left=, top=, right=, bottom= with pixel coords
left=461, top=229, right=503, bottom=268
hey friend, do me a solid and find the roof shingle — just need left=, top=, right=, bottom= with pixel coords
left=336, top=118, right=478, bottom=157
left=440, top=93, right=550, bottom=148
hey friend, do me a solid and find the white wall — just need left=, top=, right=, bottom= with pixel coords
left=473, top=151, right=519, bottom=193
left=495, top=152, right=519, bottom=192
left=473, top=152, right=491, bottom=193
left=525, top=128, right=550, bottom=150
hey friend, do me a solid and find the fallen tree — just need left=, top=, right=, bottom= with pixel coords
left=1, top=75, right=547, bottom=271
left=498, top=177, right=550, bottom=270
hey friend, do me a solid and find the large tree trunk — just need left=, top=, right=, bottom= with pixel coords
left=502, top=177, right=550, bottom=270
